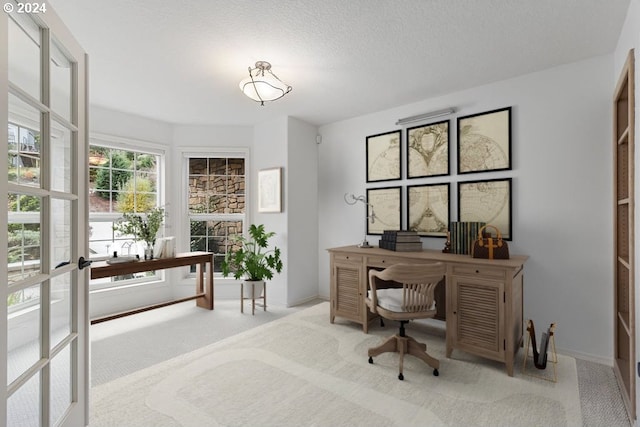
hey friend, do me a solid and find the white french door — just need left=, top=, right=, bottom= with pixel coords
left=1, top=2, right=89, bottom=426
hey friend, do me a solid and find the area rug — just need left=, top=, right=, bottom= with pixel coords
left=91, top=302, right=582, bottom=426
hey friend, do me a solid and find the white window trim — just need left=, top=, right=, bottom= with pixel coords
left=91, top=132, right=168, bottom=158
left=88, top=133, right=168, bottom=290
left=180, top=147, right=250, bottom=278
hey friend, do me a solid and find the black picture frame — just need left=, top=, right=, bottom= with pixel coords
left=366, top=186, right=402, bottom=235
left=457, top=107, right=511, bottom=174
left=406, top=120, right=450, bottom=178
left=407, top=183, right=450, bottom=237
left=366, top=130, right=401, bottom=183
left=458, top=177, right=512, bottom=240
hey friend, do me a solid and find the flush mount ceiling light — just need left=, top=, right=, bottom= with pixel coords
left=239, top=61, right=292, bottom=106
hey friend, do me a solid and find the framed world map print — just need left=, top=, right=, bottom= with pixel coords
left=407, top=120, right=449, bottom=178
left=366, top=186, right=401, bottom=235
left=366, top=130, right=401, bottom=182
left=457, top=107, right=511, bottom=174
left=407, top=183, right=449, bottom=237
left=458, top=178, right=512, bottom=240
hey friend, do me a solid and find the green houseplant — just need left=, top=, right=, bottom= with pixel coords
left=113, top=207, right=165, bottom=259
left=221, top=224, right=283, bottom=298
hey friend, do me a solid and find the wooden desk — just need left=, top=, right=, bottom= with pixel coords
left=328, top=245, right=528, bottom=376
left=90, top=251, right=214, bottom=323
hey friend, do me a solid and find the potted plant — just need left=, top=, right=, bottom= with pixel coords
left=221, top=224, right=283, bottom=298
left=113, top=207, right=165, bottom=259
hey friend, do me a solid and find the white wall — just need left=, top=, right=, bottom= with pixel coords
left=170, top=124, right=254, bottom=301
left=171, top=118, right=320, bottom=307
left=88, top=110, right=258, bottom=314
left=89, top=106, right=175, bottom=318
left=88, top=108, right=322, bottom=314
left=87, top=25, right=629, bottom=365
left=90, top=105, right=173, bottom=145
left=252, top=118, right=289, bottom=305
left=286, top=117, right=319, bottom=305
left=318, top=54, right=614, bottom=362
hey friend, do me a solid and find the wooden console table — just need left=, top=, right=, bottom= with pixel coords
left=90, top=251, right=214, bottom=324
left=328, top=245, right=528, bottom=376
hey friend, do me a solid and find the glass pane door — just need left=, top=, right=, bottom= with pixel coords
left=3, top=3, right=88, bottom=426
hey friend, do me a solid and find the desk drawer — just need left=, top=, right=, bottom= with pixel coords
left=366, top=255, right=410, bottom=268
left=332, top=253, right=363, bottom=264
left=451, top=265, right=506, bottom=280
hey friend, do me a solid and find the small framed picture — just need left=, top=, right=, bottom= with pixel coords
left=366, top=186, right=401, bottom=235
left=458, top=178, right=512, bottom=240
left=407, top=183, right=450, bottom=237
left=258, top=167, right=282, bottom=213
left=457, top=107, right=511, bottom=174
left=366, top=130, right=401, bottom=182
left=407, top=120, right=449, bottom=178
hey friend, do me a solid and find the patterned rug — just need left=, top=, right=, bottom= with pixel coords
left=91, top=302, right=582, bottom=426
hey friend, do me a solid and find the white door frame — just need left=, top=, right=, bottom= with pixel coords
left=1, top=3, right=89, bottom=426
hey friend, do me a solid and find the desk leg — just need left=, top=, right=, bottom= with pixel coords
left=208, top=258, right=214, bottom=309
left=196, top=260, right=214, bottom=310
left=506, top=354, right=514, bottom=377
left=445, top=276, right=453, bottom=358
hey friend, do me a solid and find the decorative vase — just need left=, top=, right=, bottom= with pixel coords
left=243, top=280, right=264, bottom=298
left=144, top=242, right=154, bottom=260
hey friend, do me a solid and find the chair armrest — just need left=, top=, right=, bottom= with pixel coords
left=367, top=269, right=380, bottom=314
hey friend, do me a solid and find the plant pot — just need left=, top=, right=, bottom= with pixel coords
left=243, top=280, right=264, bottom=298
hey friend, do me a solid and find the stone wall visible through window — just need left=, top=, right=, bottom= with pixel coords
left=188, top=157, right=245, bottom=272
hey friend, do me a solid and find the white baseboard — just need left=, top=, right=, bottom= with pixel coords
left=287, top=295, right=327, bottom=307
left=555, top=346, right=613, bottom=366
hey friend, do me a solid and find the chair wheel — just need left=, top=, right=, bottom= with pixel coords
left=398, top=373, right=404, bottom=381
left=368, top=357, right=373, bottom=364
left=433, top=369, right=439, bottom=376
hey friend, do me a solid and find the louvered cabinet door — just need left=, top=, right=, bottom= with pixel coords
left=449, top=275, right=506, bottom=362
left=330, top=254, right=364, bottom=325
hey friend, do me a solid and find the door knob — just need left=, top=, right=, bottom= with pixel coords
left=78, top=256, right=92, bottom=270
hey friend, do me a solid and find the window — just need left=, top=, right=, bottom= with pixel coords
left=187, top=155, right=246, bottom=273
left=7, top=121, right=41, bottom=311
left=88, top=139, right=164, bottom=286
left=8, top=122, right=41, bottom=186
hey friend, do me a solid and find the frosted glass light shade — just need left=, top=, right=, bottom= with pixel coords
left=239, top=61, right=292, bottom=105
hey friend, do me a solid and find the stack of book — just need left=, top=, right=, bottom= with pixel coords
left=449, top=221, right=485, bottom=255
left=379, top=230, right=423, bottom=252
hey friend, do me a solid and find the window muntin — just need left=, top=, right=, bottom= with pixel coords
left=7, top=192, right=41, bottom=287
left=8, top=120, right=41, bottom=188
left=187, top=156, right=245, bottom=273
left=7, top=108, right=43, bottom=310
left=89, top=147, right=158, bottom=214
left=88, top=142, right=163, bottom=286
left=190, top=219, right=243, bottom=272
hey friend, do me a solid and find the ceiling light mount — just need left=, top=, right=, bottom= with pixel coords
left=239, top=60, right=292, bottom=106
left=254, top=60, right=272, bottom=71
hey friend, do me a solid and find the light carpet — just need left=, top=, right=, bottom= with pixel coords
left=91, top=302, right=582, bottom=427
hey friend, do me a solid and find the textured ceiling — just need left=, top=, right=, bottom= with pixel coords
left=47, top=0, right=630, bottom=127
